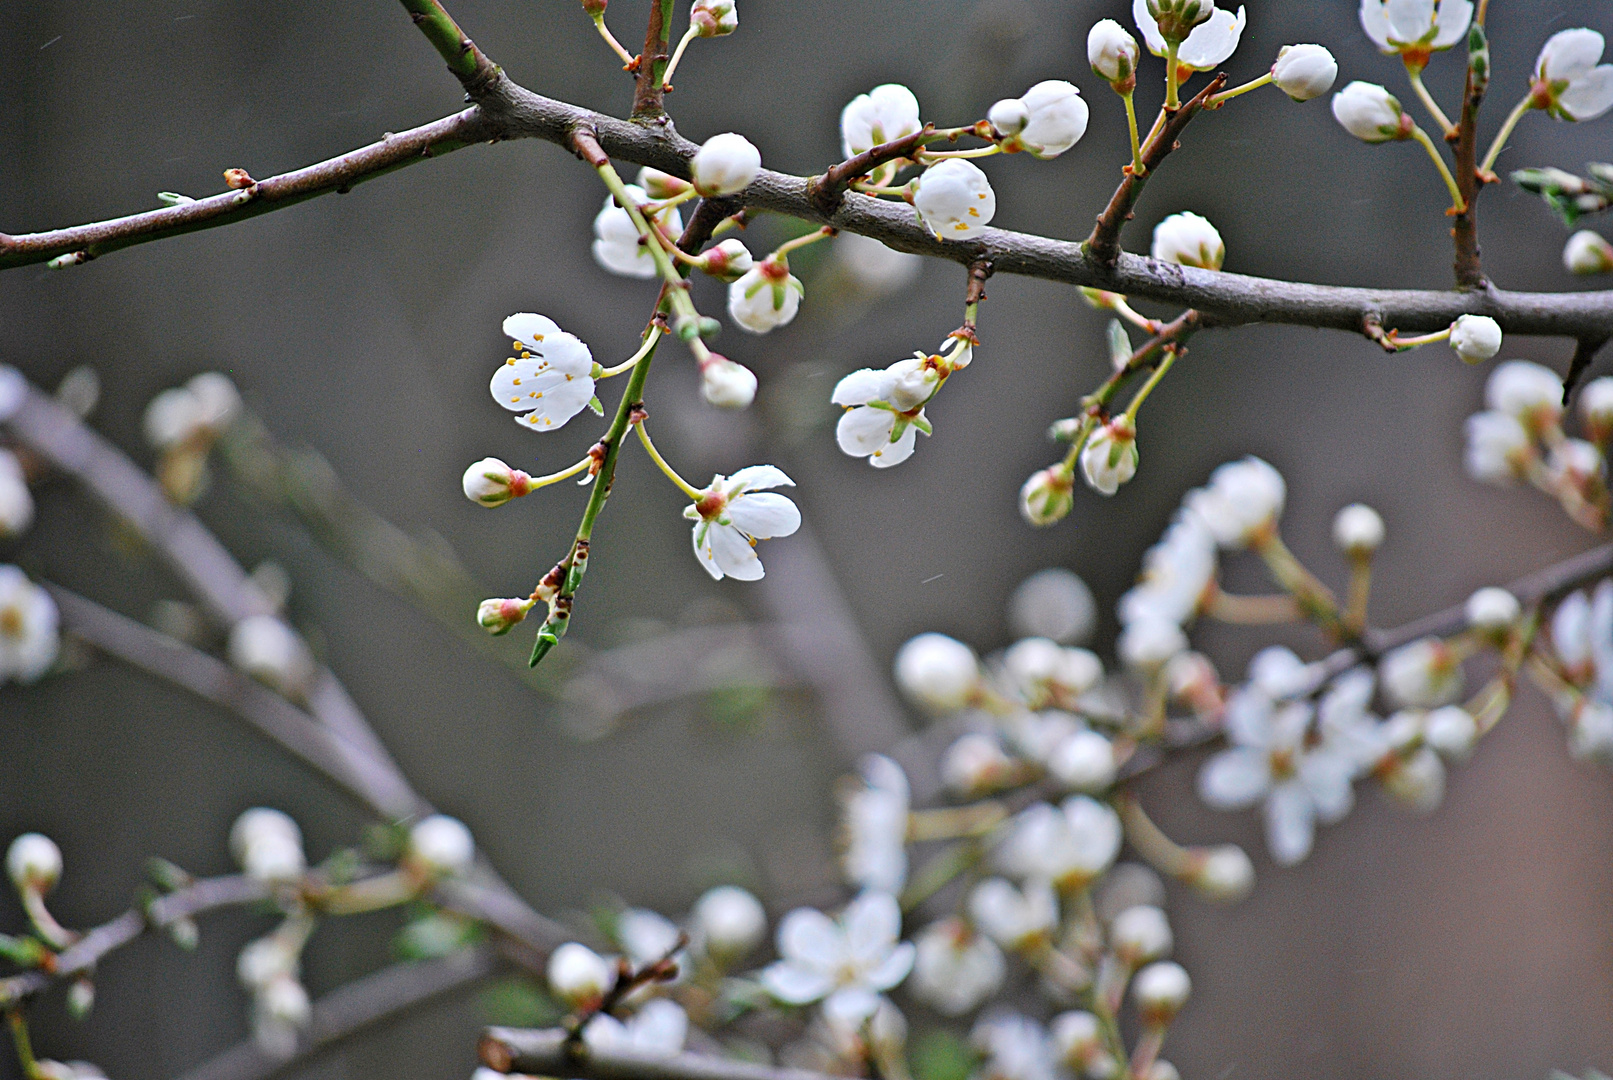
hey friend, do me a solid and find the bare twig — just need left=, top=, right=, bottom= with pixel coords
left=178, top=947, right=501, bottom=1080
left=807, top=127, right=935, bottom=215
left=1563, top=337, right=1609, bottom=403
left=482, top=1028, right=846, bottom=1080
left=396, top=1, right=501, bottom=96
left=1452, top=24, right=1489, bottom=288
left=632, top=0, right=676, bottom=119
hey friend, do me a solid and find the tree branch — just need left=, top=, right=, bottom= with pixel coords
left=1451, top=26, right=1488, bottom=287
left=481, top=1028, right=846, bottom=1080
left=177, top=947, right=501, bottom=1080
left=632, top=0, right=677, bottom=119
left=396, top=1, right=501, bottom=96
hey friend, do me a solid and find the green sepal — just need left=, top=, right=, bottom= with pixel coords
left=587, top=395, right=605, bottom=417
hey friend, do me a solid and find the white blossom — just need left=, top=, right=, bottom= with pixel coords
left=591, top=185, right=682, bottom=278
left=692, top=885, right=767, bottom=957
left=1271, top=44, right=1337, bottom=102
left=1422, top=705, right=1478, bottom=759
left=6, top=833, right=62, bottom=891
left=761, top=891, right=915, bottom=1025
left=1568, top=697, right=1613, bottom=763
left=1184, top=844, right=1255, bottom=902
left=617, top=907, right=684, bottom=973
left=1150, top=212, right=1224, bottom=270
left=1331, top=81, right=1409, bottom=143
left=1050, top=1012, right=1108, bottom=1075
left=967, top=877, right=1059, bottom=952
left=995, top=797, right=1121, bottom=890
left=1465, top=587, right=1520, bottom=632
left=840, top=754, right=910, bottom=894
left=841, top=84, right=923, bottom=158
left=1248, top=645, right=1324, bottom=700
left=143, top=372, right=241, bottom=450
left=1117, top=618, right=1188, bottom=670
left=690, top=0, right=737, bottom=36
left=685, top=466, right=801, bottom=582
left=1080, top=417, right=1139, bottom=495
left=690, top=132, right=761, bottom=196
left=1463, top=410, right=1532, bottom=483
left=548, top=943, right=612, bottom=1007
left=910, top=917, right=1005, bottom=1015
left=697, top=238, right=753, bottom=281
left=835, top=232, right=922, bottom=294
left=1133, top=961, right=1191, bottom=1025
left=462, top=458, right=530, bottom=508
left=1358, top=0, right=1472, bottom=57
left=942, top=733, right=1015, bottom=796
left=584, top=999, right=689, bottom=1054
left=832, top=342, right=968, bottom=467
left=1380, top=637, right=1463, bottom=708
left=1089, top=20, right=1141, bottom=85
left=990, top=82, right=1088, bottom=159
left=237, top=936, right=298, bottom=991
left=1048, top=730, right=1117, bottom=793
left=1133, top=0, right=1246, bottom=70
left=1381, top=746, right=1446, bottom=812
left=0, top=567, right=58, bottom=684
left=1009, top=569, right=1096, bottom=646
left=1486, top=360, right=1563, bottom=432
left=228, top=615, right=312, bottom=696
left=699, top=355, right=758, bottom=409
left=1019, top=467, right=1075, bottom=526
left=1582, top=378, right=1613, bottom=442
left=972, top=1012, right=1060, bottom=1080
left=894, top=632, right=980, bottom=711
left=229, top=807, right=305, bottom=882
left=728, top=261, right=803, bottom=333
left=407, top=815, right=475, bottom=877
left=1331, top=503, right=1385, bottom=555
left=636, top=168, right=690, bottom=200
left=0, top=452, right=33, bottom=538
left=492, top=313, right=598, bottom=432
left=1118, top=512, right=1217, bottom=628
left=1183, top=456, right=1285, bottom=549
left=253, top=975, right=311, bottom=1056
left=912, top=160, right=996, bottom=241
left=1534, top=29, right=1613, bottom=122
left=1449, top=314, right=1502, bottom=364
left=1564, top=230, right=1613, bottom=275
left=1109, top=905, right=1172, bottom=965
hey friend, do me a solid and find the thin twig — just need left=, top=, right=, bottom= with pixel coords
left=632, top=0, right=676, bottom=118
left=1563, top=337, right=1609, bottom=403
left=396, top=0, right=501, bottom=95
left=807, top=127, right=935, bottom=214
left=1451, top=23, right=1489, bottom=288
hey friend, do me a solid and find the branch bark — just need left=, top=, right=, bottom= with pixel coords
left=481, top=1028, right=846, bottom=1080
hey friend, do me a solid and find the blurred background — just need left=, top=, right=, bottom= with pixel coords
left=3, top=1, right=1613, bottom=1078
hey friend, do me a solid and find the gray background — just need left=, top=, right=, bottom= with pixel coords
left=3, top=1, right=1613, bottom=1079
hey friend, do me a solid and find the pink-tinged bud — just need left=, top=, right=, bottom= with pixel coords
left=462, top=457, right=532, bottom=507
left=478, top=597, right=533, bottom=636
left=699, top=355, right=758, bottom=409
left=223, top=168, right=255, bottom=189
left=636, top=167, right=691, bottom=200
left=697, top=238, right=754, bottom=282
left=580, top=0, right=607, bottom=17
left=691, top=0, right=737, bottom=36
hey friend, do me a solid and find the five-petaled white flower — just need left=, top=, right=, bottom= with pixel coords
left=761, top=891, right=915, bottom=1025
left=0, top=566, right=59, bottom=684
left=592, top=184, right=683, bottom=279
left=994, top=796, right=1121, bottom=890
left=1133, top=0, right=1246, bottom=72
left=684, top=465, right=801, bottom=581
left=841, top=84, right=923, bottom=158
left=912, top=160, right=997, bottom=241
left=1532, top=29, right=1613, bottom=122
left=1358, top=0, right=1472, bottom=61
left=491, top=314, right=598, bottom=432
left=832, top=338, right=971, bottom=467
left=1182, top=456, right=1285, bottom=549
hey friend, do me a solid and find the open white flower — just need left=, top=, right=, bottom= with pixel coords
left=1358, top=0, right=1472, bottom=58
left=995, top=797, right=1121, bottom=890
left=832, top=340, right=969, bottom=467
left=972, top=1012, right=1060, bottom=1080
left=591, top=185, right=682, bottom=279
left=989, top=81, right=1088, bottom=159
left=1182, top=456, right=1285, bottom=549
left=1133, top=0, right=1246, bottom=71
left=910, top=917, right=1006, bottom=1016
left=840, top=754, right=910, bottom=893
left=684, top=465, right=801, bottom=582
left=841, top=84, right=923, bottom=158
left=1196, top=687, right=1358, bottom=866
left=1533, top=29, right=1613, bottom=122
left=584, top=999, right=688, bottom=1054
left=728, top=260, right=803, bottom=334
left=492, top=313, right=597, bottom=432
left=0, top=567, right=58, bottom=684
left=969, top=877, right=1059, bottom=951
left=761, top=891, right=915, bottom=1025
left=912, top=160, right=996, bottom=241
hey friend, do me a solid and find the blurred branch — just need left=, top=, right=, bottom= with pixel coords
left=177, top=946, right=501, bottom=1080
left=0, top=875, right=268, bottom=1005
left=481, top=1028, right=846, bottom=1080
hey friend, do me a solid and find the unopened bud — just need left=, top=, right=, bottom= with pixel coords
left=700, top=355, right=758, bottom=409
left=1271, top=44, right=1337, bottom=101
left=478, top=597, right=533, bottom=636
left=691, top=133, right=761, bottom=197
left=1423, top=705, right=1478, bottom=760
left=1088, top=19, right=1140, bottom=87
left=1051, top=1011, right=1104, bottom=1071
left=1109, top=905, right=1172, bottom=965
left=1183, top=844, right=1254, bottom=902
left=987, top=97, right=1030, bottom=137
left=7, top=833, right=62, bottom=892
left=227, top=616, right=313, bottom=697
left=697, top=239, right=753, bottom=282
left=462, top=457, right=532, bottom=507
left=1331, top=503, right=1384, bottom=556
left=1020, top=466, right=1075, bottom=526
left=894, top=632, right=980, bottom=712
left=1080, top=416, right=1138, bottom=496
left=1048, top=730, right=1117, bottom=793
left=941, top=733, right=1013, bottom=796
left=407, top=815, right=475, bottom=877
left=1449, top=314, right=1503, bottom=365
left=67, top=979, right=95, bottom=1020
left=580, top=0, right=607, bottom=16
left=692, top=885, right=767, bottom=957
left=1564, top=230, right=1613, bottom=274
left=1465, top=586, right=1520, bottom=632
left=1580, top=376, right=1613, bottom=444
left=547, top=942, right=612, bottom=1007
left=636, top=167, right=690, bottom=200
left=223, top=168, right=255, bottom=189
left=691, top=0, right=737, bottom=36
left=1133, top=961, right=1191, bottom=1025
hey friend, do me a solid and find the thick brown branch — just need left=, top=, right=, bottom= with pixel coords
left=0, top=110, right=492, bottom=269
left=1084, top=74, right=1228, bottom=266
left=178, top=948, right=501, bottom=1080
left=396, top=1, right=501, bottom=96
left=1451, top=25, right=1489, bottom=287
left=482, top=1028, right=846, bottom=1080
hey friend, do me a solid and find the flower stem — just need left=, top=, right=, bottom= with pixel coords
left=599, top=325, right=664, bottom=377
left=635, top=422, right=703, bottom=499
left=1208, top=71, right=1273, bottom=106
left=770, top=225, right=835, bottom=259
left=1408, top=125, right=1467, bottom=212
left=591, top=15, right=636, bottom=66
left=1480, top=93, right=1535, bottom=176
left=660, top=25, right=700, bottom=89
left=531, top=454, right=601, bottom=488
left=7, top=1009, right=42, bottom=1080
left=849, top=181, right=911, bottom=197
left=1123, top=88, right=1145, bottom=175
left=1165, top=42, right=1181, bottom=109
left=917, top=145, right=1002, bottom=162
left=1406, top=66, right=1457, bottom=136
left=1389, top=325, right=1454, bottom=350
left=593, top=161, right=701, bottom=324
left=1122, top=347, right=1179, bottom=422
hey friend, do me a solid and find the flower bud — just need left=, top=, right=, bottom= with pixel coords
left=1009, top=568, right=1096, bottom=645
left=1109, top=905, right=1172, bottom=965
left=987, top=98, right=1029, bottom=136
left=227, top=616, right=312, bottom=697
left=1150, top=212, right=1224, bottom=270
left=1133, top=961, right=1191, bottom=1025
left=1080, top=417, right=1138, bottom=495
left=1449, top=314, right=1502, bottom=364
left=1331, top=81, right=1409, bottom=142
left=1565, top=230, right=1613, bottom=274
left=580, top=0, right=607, bottom=16
left=990, top=81, right=1088, bottom=159
left=408, top=814, right=475, bottom=877
left=1118, top=618, right=1188, bottom=670
left=1487, top=360, right=1564, bottom=433
left=462, top=457, right=532, bottom=507
left=912, top=159, right=996, bottom=240
left=1051, top=1011, right=1104, bottom=1071
left=941, top=733, right=1013, bottom=796
left=1019, top=467, right=1075, bottom=526
left=1271, top=44, right=1337, bottom=101
left=700, top=356, right=758, bottom=409
left=1465, top=586, right=1520, bottom=632
left=258, top=975, right=311, bottom=1028
left=691, top=0, right=737, bottom=36
left=230, top=809, right=306, bottom=883
left=478, top=597, right=532, bottom=636
left=1048, top=730, right=1117, bottom=793
left=1088, top=19, right=1140, bottom=85
left=1380, top=637, right=1463, bottom=709
left=1331, top=503, right=1384, bottom=556
left=693, top=885, right=766, bottom=957
left=893, top=632, right=980, bottom=711
left=67, top=979, right=94, bottom=1020
left=1464, top=410, right=1532, bottom=483
left=636, top=167, right=690, bottom=200
left=1423, top=705, right=1478, bottom=760
left=7, top=833, right=62, bottom=892
left=697, top=238, right=753, bottom=281
left=1381, top=747, right=1446, bottom=813
left=728, top=262, right=802, bottom=334
left=1183, top=844, right=1254, bottom=902
left=690, top=133, right=761, bottom=197
left=547, top=942, right=613, bottom=1007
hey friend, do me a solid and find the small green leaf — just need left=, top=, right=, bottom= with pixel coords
left=587, top=395, right=605, bottom=417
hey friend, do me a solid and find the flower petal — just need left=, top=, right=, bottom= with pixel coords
left=761, top=961, right=836, bottom=1005
left=1299, top=751, right=1357, bottom=823
left=1197, top=748, right=1271, bottom=809
left=502, top=313, right=564, bottom=351
left=843, top=892, right=902, bottom=967
left=727, top=492, right=801, bottom=539
left=1265, top=781, right=1316, bottom=866
left=870, top=420, right=920, bottom=468
left=823, top=987, right=882, bottom=1026
left=1560, top=66, right=1613, bottom=120
left=692, top=523, right=725, bottom=580
left=728, top=464, right=795, bottom=492
left=704, top=522, right=765, bottom=581
left=837, top=406, right=896, bottom=457
left=1430, top=0, right=1473, bottom=48
left=832, top=368, right=893, bottom=407
left=511, top=375, right=596, bottom=431
left=1385, top=0, right=1435, bottom=43
left=1359, top=0, right=1392, bottom=51
left=1178, top=6, right=1246, bottom=69
left=1131, top=0, right=1167, bottom=56
left=777, top=907, right=843, bottom=970
left=863, top=940, right=916, bottom=991
left=1222, top=686, right=1274, bottom=747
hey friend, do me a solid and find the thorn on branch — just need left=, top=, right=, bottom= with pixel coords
left=1563, top=337, right=1609, bottom=404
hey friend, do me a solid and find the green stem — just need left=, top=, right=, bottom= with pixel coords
left=1123, top=348, right=1179, bottom=422
left=635, top=423, right=703, bottom=499
left=771, top=226, right=835, bottom=259
left=1480, top=93, right=1535, bottom=175
left=1406, top=68, right=1457, bottom=136
left=1123, top=89, right=1144, bottom=175
left=594, top=163, right=700, bottom=325
left=599, top=326, right=663, bottom=377
left=591, top=15, right=636, bottom=65
left=6, top=1010, right=40, bottom=1080
left=1208, top=71, right=1273, bottom=106
left=1165, top=42, right=1181, bottom=109
left=917, top=145, right=1002, bottom=161
left=1408, top=125, right=1467, bottom=212
left=395, top=0, right=498, bottom=90
left=661, top=25, right=700, bottom=89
